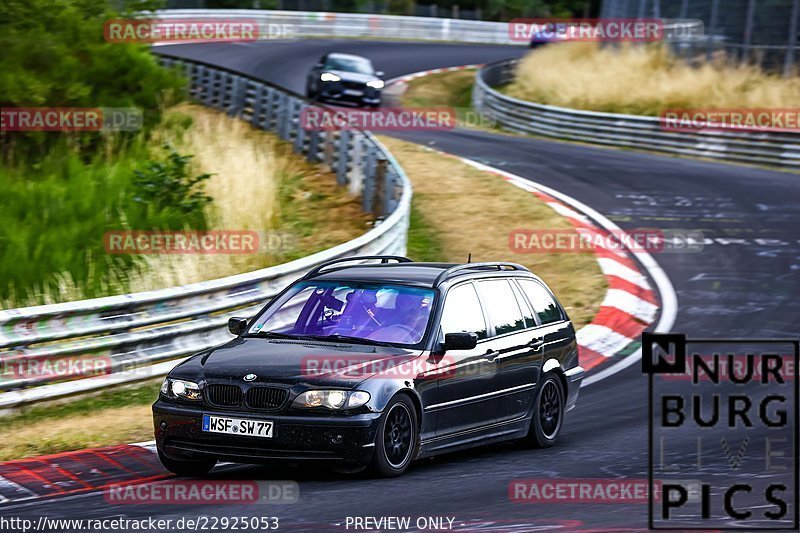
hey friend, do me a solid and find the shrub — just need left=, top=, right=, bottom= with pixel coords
left=0, top=0, right=185, bottom=160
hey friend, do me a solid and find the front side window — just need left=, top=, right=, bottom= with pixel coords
left=440, top=283, right=488, bottom=340
left=248, top=281, right=435, bottom=346
left=476, top=279, right=526, bottom=336
left=518, top=279, right=563, bottom=325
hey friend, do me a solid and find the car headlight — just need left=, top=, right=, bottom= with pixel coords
left=320, top=72, right=341, bottom=82
left=366, top=79, right=384, bottom=89
left=161, top=378, right=202, bottom=401
left=293, top=390, right=370, bottom=410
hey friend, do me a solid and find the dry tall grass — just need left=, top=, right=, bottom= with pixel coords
left=506, top=43, right=800, bottom=116
left=126, top=105, right=286, bottom=291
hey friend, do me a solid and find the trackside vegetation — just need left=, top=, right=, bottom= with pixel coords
left=0, top=0, right=192, bottom=305
left=1, top=0, right=370, bottom=307
left=506, top=43, right=800, bottom=116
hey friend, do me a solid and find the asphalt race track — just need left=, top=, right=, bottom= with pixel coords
left=6, top=40, right=800, bottom=531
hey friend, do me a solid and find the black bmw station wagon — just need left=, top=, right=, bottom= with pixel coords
left=153, top=256, right=584, bottom=477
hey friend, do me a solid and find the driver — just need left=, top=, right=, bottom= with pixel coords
left=368, top=291, right=430, bottom=343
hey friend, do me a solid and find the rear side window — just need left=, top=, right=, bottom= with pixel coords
left=441, top=283, right=488, bottom=340
left=510, top=281, right=536, bottom=328
left=476, top=279, right=526, bottom=336
left=518, top=279, right=563, bottom=325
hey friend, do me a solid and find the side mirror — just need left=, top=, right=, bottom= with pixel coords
left=315, top=62, right=324, bottom=68
left=228, top=317, right=248, bottom=336
left=443, top=332, right=478, bottom=351
left=375, top=70, right=385, bottom=77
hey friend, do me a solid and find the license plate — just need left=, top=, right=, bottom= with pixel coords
left=202, top=414, right=274, bottom=438
left=344, top=89, right=363, bottom=96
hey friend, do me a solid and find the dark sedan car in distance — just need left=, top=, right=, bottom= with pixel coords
left=305, top=53, right=384, bottom=108
left=153, top=256, right=584, bottom=477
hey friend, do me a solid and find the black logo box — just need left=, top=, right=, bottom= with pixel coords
left=643, top=332, right=800, bottom=530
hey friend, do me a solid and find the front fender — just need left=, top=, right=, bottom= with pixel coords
left=359, top=378, right=422, bottom=413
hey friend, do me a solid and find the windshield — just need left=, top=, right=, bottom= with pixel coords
left=324, top=57, right=374, bottom=74
left=248, top=281, right=435, bottom=347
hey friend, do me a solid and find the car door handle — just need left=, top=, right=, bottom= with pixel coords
left=485, top=349, right=500, bottom=361
left=528, top=339, right=545, bottom=350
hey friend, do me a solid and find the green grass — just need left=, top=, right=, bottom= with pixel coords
left=4, top=379, right=161, bottom=428
left=400, top=69, right=502, bottom=132
left=407, top=202, right=444, bottom=262
left=0, top=134, right=207, bottom=307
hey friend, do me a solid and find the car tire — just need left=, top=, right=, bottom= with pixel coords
left=158, top=450, right=216, bottom=477
left=524, top=372, right=565, bottom=448
left=368, top=394, right=418, bottom=477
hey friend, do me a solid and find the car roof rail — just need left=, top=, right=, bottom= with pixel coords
left=433, top=262, right=530, bottom=286
left=302, top=255, right=413, bottom=279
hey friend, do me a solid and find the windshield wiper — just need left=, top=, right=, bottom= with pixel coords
left=305, top=334, right=396, bottom=347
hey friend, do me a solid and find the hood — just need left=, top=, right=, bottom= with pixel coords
left=174, top=337, right=423, bottom=389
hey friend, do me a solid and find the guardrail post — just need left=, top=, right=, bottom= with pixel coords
left=336, top=130, right=350, bottom=185
left=362, top=146, right=376, bottom=213
left=349, top=134, right=365, bottom=196
left=229, top=75, right=246, bottom=117
left=278, top=93, right=290, bottom=140
left=264, top=88, right=276, bottom=131
left=210, top=71, right=225, bottom=109
left=195, top=65, right=208, bottom=104
left=784, top=0, right=800, bottom=77
left=376, top=158, right=389, bottom=217
left=742, top=0, right=756, bottom=62
left=292, top=100, right=305, bottom=153
left=706, top=0, right=720, bottom=61
left=323, top=130, right=335, bottom=171
left=252, top=84, right=265, bottom=128
left=307, top=128, right=320, bottom=162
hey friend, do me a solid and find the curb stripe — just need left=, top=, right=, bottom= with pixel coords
left=577, top=325, right=636, bottom=356
left=596, top=258, right=652, bottom=291
left=606, top=276, right=658, bottom=305
left=589, top=307, right=649, bottom=340
left=577, top=345, right=613, bottom=372
left=601, top=289, right=658, bottom=324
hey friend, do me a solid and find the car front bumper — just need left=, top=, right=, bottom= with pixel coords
left=318, top=82, right=381, bottom=106
left=153, top=400, right=382, bottom=466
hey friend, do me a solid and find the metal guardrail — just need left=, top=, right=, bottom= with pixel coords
left=154, top=9, right=701, bottom=47
left=155, top=9, right=520, bottom=45
left=0, top=55, right=411, bottom=410
left=473, top=59, right=800, bottom=169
